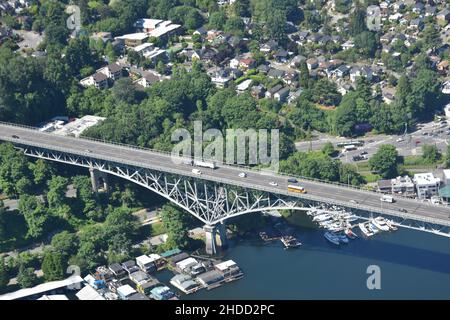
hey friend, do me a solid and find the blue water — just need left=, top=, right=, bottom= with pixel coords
left=173, top=227, right=450, bottom=299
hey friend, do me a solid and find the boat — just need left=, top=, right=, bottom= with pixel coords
left=385, top=219, right=398, bottom=231
left=345, top=228, right=358, bottom=239
left=280, top=236, right=302, bottom=248
left=335, top=233, right=349, bottom=244
left=313, top=214, right=332, bottom=222
left=371, top=217, right=390, bottom=231
left=368, top=222, right=380, bottom=234
left=358, top=222, right=374, bottom=237
left=346, top=215, right=359, bottom=222
left=324, top=232, right=340, bottom=245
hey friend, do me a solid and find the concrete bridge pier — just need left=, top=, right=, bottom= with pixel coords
left=203, top=222, right=229, bottom=255
left=89, top=167, right=109, bottom=193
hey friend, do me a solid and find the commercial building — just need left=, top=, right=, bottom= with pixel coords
left=52, top=115, right=106, bottom=138
left=413, top=173, right=441, bottom=199
left=391, top=176, right=415, bottom=196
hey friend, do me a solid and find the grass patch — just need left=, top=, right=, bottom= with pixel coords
left=362, top=173, right=381, bottom=183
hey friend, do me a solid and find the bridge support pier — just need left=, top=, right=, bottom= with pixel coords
left=203, top=223, right=228, bottom=255
left=89, top=167, right=109, bottom=193
left=215, top=221, right=228, bottom=250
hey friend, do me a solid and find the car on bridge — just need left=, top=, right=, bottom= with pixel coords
left=11, top=135, right=19, bottom=139
left=269, top=181, right=278, bottom=186
left=238, top=172, right=247, bottom=178
left=192, top=169, right=202, bottom=175
left=287, top=178, right=298, bottom=183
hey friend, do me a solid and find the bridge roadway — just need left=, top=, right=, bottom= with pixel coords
left=1, top=123, right=450, bottom=227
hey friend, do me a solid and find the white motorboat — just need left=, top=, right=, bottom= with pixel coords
left=371, top=217, right=390, bottom=232
left=368, top=222, right=380, bottom=234
left=313, top=214, right=332, bottom=222
left=358, top=222, right=374, bottom=237
left=385, top=219, right=398, bottom=231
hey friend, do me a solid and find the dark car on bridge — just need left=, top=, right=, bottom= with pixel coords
left=11, top=135, right=19, bottom=139
left=287, top=178, right=298, bottom=183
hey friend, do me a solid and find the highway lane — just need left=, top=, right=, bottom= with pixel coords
left=1, top=123, right=450, bottom=226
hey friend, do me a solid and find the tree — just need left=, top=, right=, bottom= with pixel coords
left=354, top=31, right=379, bottom=57
left=29, top=159, right=54, bottom=187
left=334, top=95, right=357, bottom=137
left=17, top=264, right=37, bottom=289
left=160, top=204, right=191, bottom=250
left=209, top=10, right=226, bottom=29
left=322, top=142, right=336, bottom=157
left=444, top=146, right=450, bottom=168
left=51, top=231, right=79, bottom=258
left=422, top=144, right=441, bottom=164
left=18, top=195, right=49, bottom=239
left=422, top=23, right=441, bottom=50
left=349, top=5, right=367, bottom=36
left=369, top=144, right=399, bottom=178
left=299, top=61, right=309, bottom=88
left=42, top=250, right=65, bottom=281
left=312, top=78, right=341, bottom=106
left=0, top=258, right=8, bottom=288
left=0, top=201, right=5, bottom=242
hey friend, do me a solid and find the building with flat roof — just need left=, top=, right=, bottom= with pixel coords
left=53, top=115, right=106, bottom=138
left=413, top=173, right=441, bottom=199
left=391, top=175, right=415, bottom=196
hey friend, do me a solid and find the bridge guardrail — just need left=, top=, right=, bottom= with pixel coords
left=0, top=121, right=447, bottom=211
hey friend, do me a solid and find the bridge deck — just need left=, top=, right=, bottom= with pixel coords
left=1, top=123, right=450, bottom=227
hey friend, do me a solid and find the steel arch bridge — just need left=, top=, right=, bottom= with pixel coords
left=14, top=143, right=450, bottom=254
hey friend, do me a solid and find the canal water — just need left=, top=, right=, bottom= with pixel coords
left=160, top=225, right=450, bottom=299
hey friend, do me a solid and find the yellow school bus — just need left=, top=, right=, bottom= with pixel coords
left=287, top=185, right=307, bottom=193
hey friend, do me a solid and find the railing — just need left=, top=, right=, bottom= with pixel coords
left=0, top=121, right=448, bottom=211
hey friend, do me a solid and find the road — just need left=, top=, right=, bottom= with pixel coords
left=1, top=123, right=450, bottom=227
left=296, top=120, right=450, bottom=164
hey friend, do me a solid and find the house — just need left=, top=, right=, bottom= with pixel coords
left=306, top=58, right=318, bottom=71
left=341, top=40, right=355, bottom=50
left=129, top=270, right=150, bottom=285
left=238, top=58, right=255, bottom=70
left=137, top=277, right=161, bottom=295
left=409, top=18, right=424, bottom=31
left=251, top=85, right=265, bottom=99
left=437, top=60, right=449, bottom=74
left=267, top=68, right=285, bottom=79
left=257, top=64, right=270, bottom=74
left=97, top=63, right=123, bottom=81
left=265, top=84, right=283, bottom=99
left=206, top=30, right=222, bottom=42
left=349, top=66, right=373, bottom=82
left=176, top=257, right=199, bottom=273
left=170, top=274, right=199, bottom=294
left=121, top=260, right=140, bottom=274
left=211, top=69, right=232, bottom=88
left=196, top=270, right=224, bottom=288
left=413, top=173, right=441, bottom=199
left=441, top=80, right=450, bottom=94
left=0, top=26, right=12, bottom=41
left=290, top=55, right=306, bottom=67
left=273, top=49, right=289, bottom=62
left=79, top=72, right=108, bottom=90
left=136, top=255, right=156, bottom=273
left=117, top=284, right=137, bottom=300
left=214, top=260, right=243, bottom=279
left=108, top=263, right=127, bottom=279
left=128, top=293, right=151, bottom=300
left=332, top=65, right=350, bottom=78
left=260, top=40, right=278, bottom=53
left=283, top=72, right=298, bottom=85
left=412, top=2, right=425, bottom=14
left=287, top=88, right=303, bottom=104
left=437, top=9, right=450, bottom=25
left=307, top=33, right=322, bottom=44
left=135, top=71, right=161, bottom=89
left=377, top=179, right=392, bottom=193
left=150, top=286, right=176, bottom=300
left=193, top=26, right=207, bottom=36
left=181, top=49, right=201, bottom=61
left=236, top=79, right=253, bottom=94
left=425, top=5, right=437, bottom=16
left=274, top=87, right=290, bottom=103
